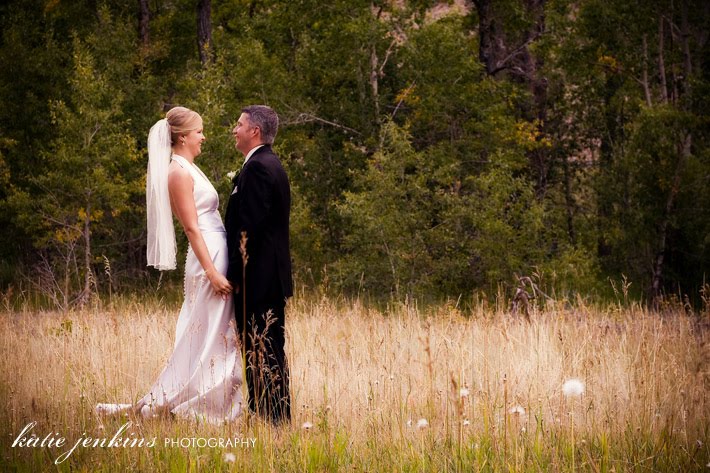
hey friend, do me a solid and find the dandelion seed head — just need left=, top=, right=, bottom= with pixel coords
left=459, top=387, right=470, bottom=398
left=406, top=419, right=412, bottom=427
left=224, top=452, right=236, bottom=463
left=416, top=418, right=429, bottom=429
left=462, top=419, right=470, bottom=427
left=562, top=378, right=585, bottom=397
left=302, top=421, right=313, bottom=430
left=509, top=405, right=525, bottom=416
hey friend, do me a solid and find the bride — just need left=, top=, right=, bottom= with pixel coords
left=96, top=106, right=243, bottom=423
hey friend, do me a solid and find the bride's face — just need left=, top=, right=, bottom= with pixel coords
left=182, top=124, right=206, bottom=158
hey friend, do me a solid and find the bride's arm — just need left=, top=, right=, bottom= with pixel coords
left=168, top=166, right=232, bottom=296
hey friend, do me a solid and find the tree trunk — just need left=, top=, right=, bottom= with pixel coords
left=650, top=132, right=691, bottom=305
left=370, top=46, right=380, bottom=118
left=473, top=0, right=501, bottom=76
left=680, top=0, right=692, bottom=97
left=138, top=0, right=150, bottom=46
left=658, top=16, right=669, bottom=104
left=64, top=250, right=71, bottom=310
left=562, top=154, right=576, bottom=244
left=197, top=0, right=212, bottom=66
left=473, top=0, right=549, bottom=196
left=649, top=1, right=695, bottom=306
left=642, top=34, right=653, bottom=106
left=473, top=0, right=546, bottom=93
left=81, top=196, right=93, bottom=305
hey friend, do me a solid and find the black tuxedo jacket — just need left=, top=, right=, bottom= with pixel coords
left=225, top=145, right=293, bottom=305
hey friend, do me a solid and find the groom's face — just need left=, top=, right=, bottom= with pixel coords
left=232, top=113, right=259, bottom=156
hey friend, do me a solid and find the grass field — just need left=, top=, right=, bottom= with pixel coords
left=1, top=294, right=708, bottom=471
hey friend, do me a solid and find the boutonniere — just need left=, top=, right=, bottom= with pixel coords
left=226, top=170, right=237, bottom=181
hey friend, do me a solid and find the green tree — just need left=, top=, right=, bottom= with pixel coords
left=549, top=0, right=710, bottom=302
left=337, top=119, right=557, bottom=301
left=10, top=24, right=141, bottom=307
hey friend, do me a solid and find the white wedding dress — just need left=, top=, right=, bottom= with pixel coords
left=97, top=154, right=243, bottom=423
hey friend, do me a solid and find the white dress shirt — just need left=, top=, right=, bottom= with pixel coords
left=243, top=144, right=265, bottom=166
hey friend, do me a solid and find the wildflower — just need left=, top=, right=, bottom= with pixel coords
left=459, top=387, right=470, bottom=399
left=223, top=453, right=236, bottom=463
left=416, top=418, right=429, bottom=429
left=562, top=378, right=585, bottom=397
left=302, top=421, right=313, bottom=430
left=406, top=419, right=412, bottom=427
left=509, top=405, right=525, bottom=416
left=462, top=419, right=471, bottom=427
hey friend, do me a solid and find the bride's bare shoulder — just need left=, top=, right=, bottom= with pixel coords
left=168, top=160, right=191, bottom=177
left=168, top=161, right=193, bottom=188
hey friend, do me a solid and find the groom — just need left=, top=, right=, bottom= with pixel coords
left=225, top=105, right=293, bottom=424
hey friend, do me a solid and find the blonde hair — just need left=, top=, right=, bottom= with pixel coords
left=165, top=106, right=202, bottom=146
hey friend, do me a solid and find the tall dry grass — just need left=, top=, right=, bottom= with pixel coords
left=1, top=295, right=708, bottom=471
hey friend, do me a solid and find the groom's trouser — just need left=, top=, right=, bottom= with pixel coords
left=235, top=292, right=291, bottom=424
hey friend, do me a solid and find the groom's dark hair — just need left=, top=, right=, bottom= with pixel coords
left=243, top=105, right=279, bottom=145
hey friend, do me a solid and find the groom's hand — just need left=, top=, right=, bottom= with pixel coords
left=233, top=284, right=240, bottom=294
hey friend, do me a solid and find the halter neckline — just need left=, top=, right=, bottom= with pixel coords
left=171, top=154, right=215, bottom=193
left=171, top=153, right=193, bottom=165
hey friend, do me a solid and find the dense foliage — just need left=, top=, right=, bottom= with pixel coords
left=0, top=0, right=708, bottom=307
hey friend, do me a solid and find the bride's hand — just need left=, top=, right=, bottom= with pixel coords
left=206, top=269, right=233, bottom=297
